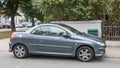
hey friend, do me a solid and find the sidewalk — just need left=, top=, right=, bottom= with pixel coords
left=0, top=38, right=9, bottom=52
left=106, top=47, right=120, bottom=58
left=0, top=38, right=120, bottom=58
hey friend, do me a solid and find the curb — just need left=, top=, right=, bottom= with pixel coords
left=104, top=55, right=120, bottom=58
left=106, top=41, right=120, bottom=47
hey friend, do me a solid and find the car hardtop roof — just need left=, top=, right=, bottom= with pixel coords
left=39, top=23, right=65, bottom=26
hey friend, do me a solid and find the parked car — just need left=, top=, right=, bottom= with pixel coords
left=25, top=23, right=32, bottom=28
left=15, top=22, right=32, bottom=28
left=2, top=23, right=11, bottom=29
left=21, top=22, right=32, bottom=27
left=15, top=24, right=23, bottom=28
left=9, top=23, right=106, bottom=62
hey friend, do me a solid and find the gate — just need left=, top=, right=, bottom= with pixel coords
left=102, top=22, right=120, bottom=40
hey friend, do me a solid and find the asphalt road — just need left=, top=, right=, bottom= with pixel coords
left=0, top=39, right=120, bottom=68
left=0, top=52, right=120, bottom=68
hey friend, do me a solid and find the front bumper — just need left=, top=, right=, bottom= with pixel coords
left=95, top=50, right=105, bottom=57
left=9, top=49, right=12, bottom=52
left=95, top=46, right=106, bottom=57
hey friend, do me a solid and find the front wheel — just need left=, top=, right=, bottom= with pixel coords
left=76, top=46, right=94, bottom=62
left=13, top=44, right=29, bottom=58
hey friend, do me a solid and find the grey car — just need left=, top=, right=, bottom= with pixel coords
left=9, top=23, right=106, bottom=62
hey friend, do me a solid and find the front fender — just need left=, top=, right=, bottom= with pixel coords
left=73, top=40, right=96, bottom=55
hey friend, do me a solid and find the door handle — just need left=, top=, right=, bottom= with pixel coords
left=39, top=38, right=45, bottom=42
left=40, top=39, right=44, bottom=42
left=41, top=38, right=45, bottom=40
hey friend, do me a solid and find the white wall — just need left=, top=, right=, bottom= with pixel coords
left=0, top=16, right=9, bottom=24
left=51, top=20, right=102, bottom=37
left=0, top=16, right=5, bottom=24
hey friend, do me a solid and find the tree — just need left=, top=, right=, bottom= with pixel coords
left=22, top=0, right=120, bottom=23
left=20, top=0, right=35, bottom=26
left=0, top=0, right=20, bottom=32
left=106, top=0, right=120, bottom=23
left=0, top=0, right=37, bottom=31
left=32, top=0, right=53, bottom=23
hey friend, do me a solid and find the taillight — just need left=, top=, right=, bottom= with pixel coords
left=10, top=34, right=16, bottom=39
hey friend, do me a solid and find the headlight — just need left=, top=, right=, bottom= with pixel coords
left=96, top=42, right=105, bottom=46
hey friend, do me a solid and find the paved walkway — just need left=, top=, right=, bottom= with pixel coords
left=105, top=47, right=120, bottom=58
left=0, top=38, right=120, bottom=58
left=0, top=38, right=9, bottom=52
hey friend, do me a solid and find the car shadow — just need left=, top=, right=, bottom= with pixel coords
left=25, top=54, right=105, bottom=62
left=29, top=54, right=76, bottom=61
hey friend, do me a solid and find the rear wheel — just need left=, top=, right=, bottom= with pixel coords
left=76, top=46, right=94, bottom=62
left=13, top=44, right=29, bottom=58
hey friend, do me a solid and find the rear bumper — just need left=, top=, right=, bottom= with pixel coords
left=9, top=42, right=13, bottom=52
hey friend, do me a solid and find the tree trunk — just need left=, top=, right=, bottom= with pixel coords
left=41, top=15, right=44, bottom=23
left=31, top=18, right=35, bottom=27
left=11, top=15, right=16, bottom=32
left=26, top=17, right=28, bottom=22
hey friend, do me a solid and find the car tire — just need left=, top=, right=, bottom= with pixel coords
left=76, top=46, right=94, bottom=62
left=13, top=44, right=29, bottom=59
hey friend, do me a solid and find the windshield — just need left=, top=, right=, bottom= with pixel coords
left=59, top=24, right=82, bottom=35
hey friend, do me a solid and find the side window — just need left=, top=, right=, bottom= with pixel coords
left=31, top=27, right=42, bottom=35
left=31, top=26, right=50, bottom=35
left=31, top=26, right=66, bottom=37
left=40, top=26, right=51, bottom=36
left=49, top=26, right=66, bottom=37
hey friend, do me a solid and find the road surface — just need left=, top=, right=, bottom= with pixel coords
left=0, top=39, right=120, bottom=68
left=0, top=52, right=120, bottom=68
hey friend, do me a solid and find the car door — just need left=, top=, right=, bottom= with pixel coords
left=29, top=25, right=74, bottom=54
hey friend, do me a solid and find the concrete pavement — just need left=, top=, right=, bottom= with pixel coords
left=0, top=39, right=120, bottom=68
left=105, top=47, right=120, bottom=58
left=0, top=38, right=9, bottom=52
left=0, top=38, right=120, bottom=58
left=0, top=52, right=120, bottom=68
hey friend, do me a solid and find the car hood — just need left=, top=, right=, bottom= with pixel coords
left=81, top=33, right=104, bottom=43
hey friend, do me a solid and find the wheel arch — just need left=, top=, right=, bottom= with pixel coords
left=12, top=43, right=28, bottom=52
left=75, top=45, right=95, bottom=57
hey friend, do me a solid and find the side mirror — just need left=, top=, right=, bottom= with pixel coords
left=63, top=34, right=70, bottom=38
left=82, top=32, right=86, bottom=34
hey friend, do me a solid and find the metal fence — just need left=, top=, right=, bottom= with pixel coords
left=102, top=22, right=120, bottom=40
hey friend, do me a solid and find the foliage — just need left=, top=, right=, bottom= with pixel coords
left=0, top=0, right=22, bottom=32
left=0, top=0, right=19, bottom=17
left=0, top=0, right=37, bottom=31
left=1, top=0, right=120, bottom=28
left=33, top=0, right=120, bottom=23
left=106, top=0, right=120, bottom=23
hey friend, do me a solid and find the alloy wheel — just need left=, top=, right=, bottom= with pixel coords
left=77, top=46, right=94, bottom=62
left=13, top=44, right=28, bottom=58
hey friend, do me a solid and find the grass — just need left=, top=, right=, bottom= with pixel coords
left=0, top=31, right=12, bottom=39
